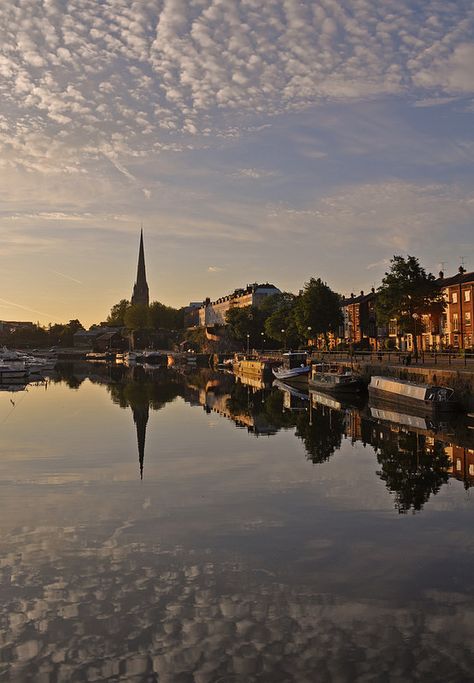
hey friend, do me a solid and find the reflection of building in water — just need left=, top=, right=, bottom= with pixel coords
left=132, top=404, right=149, bottom=480
left=446, top=445, right=474, bottom=488
left=202, top=386, right=279, bottom=436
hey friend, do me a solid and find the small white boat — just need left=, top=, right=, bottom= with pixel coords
left=368, top=375, right=456, bottom=413
left=272, top=352, right=310, bottom=384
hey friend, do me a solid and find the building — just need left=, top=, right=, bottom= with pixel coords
left=183, top=302, right=202, bottom=328
left=198, top=283, right=281, bottom=327
left=0, top=320, right=36, bottom=334
left=341, top=289, right=378, bottom=349
left=131, top=229, right=149, bottom=306
left=436, top=267, right=473, bottom=349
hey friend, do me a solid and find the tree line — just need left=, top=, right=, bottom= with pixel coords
left=0, top=255, right=445, bottom=350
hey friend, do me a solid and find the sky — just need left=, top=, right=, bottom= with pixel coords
left=0, top=0, right=473, bottom=327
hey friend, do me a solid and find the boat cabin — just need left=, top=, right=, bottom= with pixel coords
left=281, top=352, right=308, bottom=369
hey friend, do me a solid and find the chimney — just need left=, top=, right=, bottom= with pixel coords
left=350, top=292, right=354, bottom=299
left=459, top=265, right=466, bottom=274
left=438, top=271, right=444, bottom=279
left=360, top=290, right=364, bottom=296
left=371, top=287, right=375, bottom=293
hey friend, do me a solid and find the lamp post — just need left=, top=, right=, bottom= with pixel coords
left=281, top=328, right=285, bottom=352
left=246, top=333, right=250, bottom=356
left=260, top=331, right=264, bottom=353
left=307, top=326, right=312, bottom=350
left=412, top=313, right=420, bottom=362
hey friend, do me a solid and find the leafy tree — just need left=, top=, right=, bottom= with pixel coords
left=264, top=307, right=299, bottom=347
left=148, top=301, right=184, bottom=330
left=48, top=319, right=84, bottom=346
left=294, top=278, right=342, bottom=346
left=375, top=255, right=445, bottom=357
left=124, top=304, right=149, bottom=331
left=107, top=299, right=130, bottom=326
left=225, top=306, right=266, bottom=348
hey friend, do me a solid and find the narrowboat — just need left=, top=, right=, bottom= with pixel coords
left=368, top=375, right=456, bottom=413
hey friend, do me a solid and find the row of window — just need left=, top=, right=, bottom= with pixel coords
left=452, top=312, right=472, bottom=328
left=451, top=289, right=472, bottom=304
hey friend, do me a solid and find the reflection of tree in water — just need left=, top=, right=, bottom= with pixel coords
left=295, top=404, right=344, bottom=464
left=225, top=385, right=296, bottom=431
left=375, top=432, right=450, bottom=514
left=51, top=363, right=86, bottom=389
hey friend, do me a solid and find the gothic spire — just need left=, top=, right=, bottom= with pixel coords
left=131, top=228, right=149, bottom=306
left=132, top=404, right=149, bottom=480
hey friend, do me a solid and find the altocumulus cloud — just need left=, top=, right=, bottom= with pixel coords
left=0, top=0, right=473, bottom=177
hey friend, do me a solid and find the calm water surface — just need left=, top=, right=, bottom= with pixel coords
left=1, top=364, right=474, bottom=682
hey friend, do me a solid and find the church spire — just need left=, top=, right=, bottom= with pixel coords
left=132, top=404, right=149, bottom=480
left=131, top=229, right=149, bottom=306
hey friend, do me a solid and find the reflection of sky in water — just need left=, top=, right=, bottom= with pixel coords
left=0, top=377, right=474, bottom=681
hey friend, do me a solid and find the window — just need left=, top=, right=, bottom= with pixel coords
left=456, top=459, right=462, bottom=471
left=469, top=464, right=474, bottom=476
left=465, top=312, right=471, bottom=326
left=452, top=292, right=458, bottom=303
left=453, top=313, right=459, bottom=330
left=464, top=290, right=471, bottom=302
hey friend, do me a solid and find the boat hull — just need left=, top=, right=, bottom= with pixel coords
left=272, top=366, right=309, bottom=385
left=368, top=386, right=457, bottom=414
left=309, top=377, right=364, bottom=394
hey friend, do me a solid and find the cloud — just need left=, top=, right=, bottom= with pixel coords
left=0, top=297, right=59, bottom=321
left=207, top=266, right=223, bottom=273
left=50, top=270, right=83, bottom=285
left=0, top=0, right=472, bottom=181
left=232, top=168, right=278, bottom=179
left=267, top=181, right=474, bottom=250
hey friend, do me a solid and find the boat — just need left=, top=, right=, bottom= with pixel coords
left=309, top=363, right=364, bottom=394
left=233, top=355, right=276, bottom=380
left=272, top=352, right=310, bottom=384
left=0, top=362, right=28, bottom=382
left=368, top=375, right=457, bottom=413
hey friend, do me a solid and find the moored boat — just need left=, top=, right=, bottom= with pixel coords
left=233, top=355, right=276, bottom=380
left=0, top=362, right=28, bottom=382
left=368, top=375, right=457, bottom=413
left=272, top=352, right=309, bottom=385
left=309, top=363, right=364, bottom=394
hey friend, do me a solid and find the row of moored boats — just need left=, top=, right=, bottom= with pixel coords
left=240, top=352, right=458, bottom=414
left=0, top=347, right=56, bottom=382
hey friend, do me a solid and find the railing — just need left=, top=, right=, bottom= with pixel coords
left=251, top=348, right=474, bottom=367
left=305, top=349, right=474, bottom=368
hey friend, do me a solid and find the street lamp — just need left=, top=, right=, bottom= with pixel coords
left=260, top=331, right=264, bottom=353
left=281, top=328, right=285, bottom=352
left=246, top=333, right=250, bottom=356
left=307, top=326, right=312, bottom=349
left=412, top=313, right=420, bottom=361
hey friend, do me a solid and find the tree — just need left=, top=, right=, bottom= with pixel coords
left=294, top=278, right=342, bottom=347
left=107, top=299, right=130, bottom=326
left=264, top=299, right=300, bottom=347
left=124, top=304, right=149, bottom=331
left=375, top=255, right=445, bottom=358
left=225, top=306, right=266, bottom=348
left=148, top=301, right=183, bottom=330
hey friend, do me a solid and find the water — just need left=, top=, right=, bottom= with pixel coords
left=1, top=364, right=474, bottom=682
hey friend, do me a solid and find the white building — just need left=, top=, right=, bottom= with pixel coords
left=198, top=283, right=281, bottom=327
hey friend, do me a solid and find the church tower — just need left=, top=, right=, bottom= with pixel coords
left=131, top=229, right=149, bottom=306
